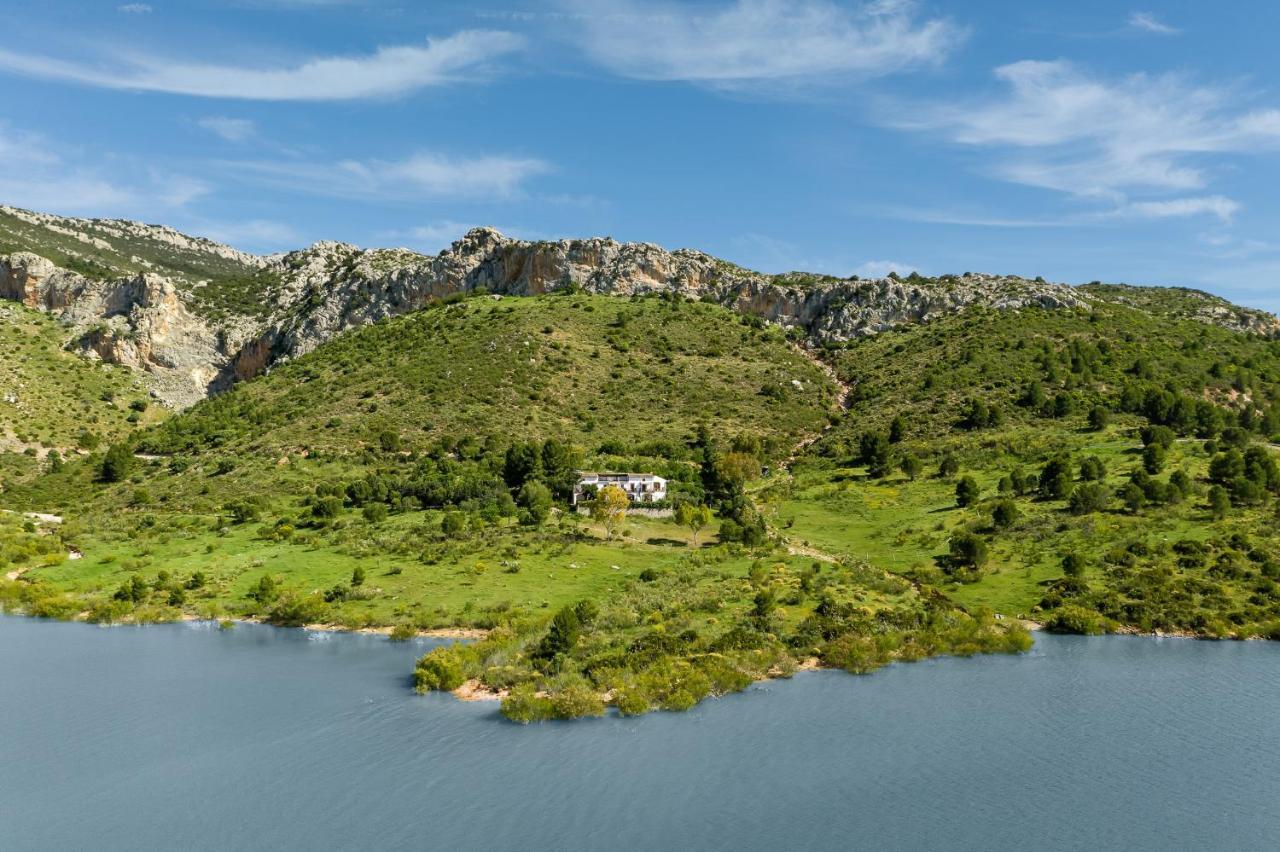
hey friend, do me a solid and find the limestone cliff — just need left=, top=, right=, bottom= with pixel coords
left=2, top=203, right=1276, bottom=408
left=0, top=251, right=249, bottom=407
left=263, top=228, right=1089, bottom=363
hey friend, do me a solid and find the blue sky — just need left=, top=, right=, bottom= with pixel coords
left=2, top=1, right=1280, bottom=311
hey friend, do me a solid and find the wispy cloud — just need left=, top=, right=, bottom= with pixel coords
left=0, top=122, right=208, bottom=215
left=191, top=219, right=301, bottom=251
left=1196, top=231, right=1275, bottom=260
left=566, top=0, right=963, bottom=88
left=854, top=259, right=918, bottom=278
left=1128, top=11, right=1179, bottom=35
left=117, top=3, right=153, bottom=12
left=0, top=30, right=523, bottom=101
left=197, top=116, right=256, bottom=142
left=379, top=221, right=554, bottom=252
left=222, top=151, right=552, bottom=201
left=402, top=220, right=478, bottom=251
left=1110, top=195, right=1239, bottom=222
left=885, top=206, right=1080, bottom=228
left=894, top=60, right=1280, bottom=220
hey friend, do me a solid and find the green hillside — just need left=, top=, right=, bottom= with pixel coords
left=138, top=291, right=838, bottom=459
left=823, top=300, right=1280, bottom=444
left=9, top=290, right=957, bottom=723
left=773, top=299, right=1280, bottom=640
left=0, top=302, right=163, bottom=484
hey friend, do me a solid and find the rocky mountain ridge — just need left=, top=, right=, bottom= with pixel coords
left=2, top=204, right=1276, bottom=408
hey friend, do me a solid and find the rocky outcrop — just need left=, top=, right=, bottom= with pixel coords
left=1, top=252, right=245, bottom=407
left=264, top=228, right=1089, bottom=361
left=3, top=211, right=1276, bottom=410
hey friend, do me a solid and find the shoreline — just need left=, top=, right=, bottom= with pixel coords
left=179, top=614, right=490, bottom=640
left=0, top=602, right=1238, bottom=643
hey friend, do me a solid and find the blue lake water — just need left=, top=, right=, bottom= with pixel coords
left=2, top=615, right=1278, bottom=851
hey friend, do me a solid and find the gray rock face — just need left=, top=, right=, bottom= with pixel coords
left=2, top=216, right=1275, bottom=409
left=264, top=228, right=1089, bottom=363
left=0, top=252, right=246, bottom=407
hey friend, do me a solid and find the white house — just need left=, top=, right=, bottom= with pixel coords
left=573, top=472, right=669, bottom=506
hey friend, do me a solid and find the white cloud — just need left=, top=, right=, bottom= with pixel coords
left=0, top=29, right=523, bottom=101
left=567, top=0, right=962, bottom=87
left=853, top=259, right=918, bottom=278
left=1110, top=195, right=1239, bottom=222
left=896, top=60, right=1280, bottom=219
left=118, top=3, right=153, bottom=12
left=0, top=124, right=208, bottom=216
left=403, top=220, right=477, bottom=251
left=885, top=206, right=1078, bottom=228
left=222, top=151, right=551, bottom=201
left=1128, top=11, right=1179, bottom=35
left=197, top=116, right=255, bottom=142
left=192, top=219, right=301, bottom=250
left=0, top=130, right=59, bottom=168
left=379, top=221, right=553, bottom=253
left=154, top=173, right=213, bottom=207
left=1196, top=231, right=1275, bottom=260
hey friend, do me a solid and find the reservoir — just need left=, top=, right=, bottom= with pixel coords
left=2, top=615, right=1277, bottom=851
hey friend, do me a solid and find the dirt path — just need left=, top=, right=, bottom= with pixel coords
left=783, top=342, right=852, bottom=468
left=785, top=541, right=842, bottom=564
left=0, top=509, right=63, bottom=525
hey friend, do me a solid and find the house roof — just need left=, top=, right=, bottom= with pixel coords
left=577, top=471, right=667, bottom=481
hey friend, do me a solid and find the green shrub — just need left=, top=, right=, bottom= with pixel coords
left=266, top=595, right=328, bottom=627
left=549, top=682, right=606, bottom=719
left=389, top=623, right=417, bottom=642
left=614, top=685, right=652, bottom=716
left=414, top=646, right=467, bottom=692
left=501, top=683, right=554, bottom=723
left=1044, top=606, right=1108, bottom=635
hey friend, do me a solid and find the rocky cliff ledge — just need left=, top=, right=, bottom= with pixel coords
left=3, top=208, right=1276, bottom=408
left=264, top=228, right=1089, bottom=362
left=1, top=252, right=250, bottom=407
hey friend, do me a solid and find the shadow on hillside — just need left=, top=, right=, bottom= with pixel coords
left=645, top=537, right=691, bottom=548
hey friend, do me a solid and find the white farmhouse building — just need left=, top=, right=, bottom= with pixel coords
left=573, top=472, right=669, bottom=506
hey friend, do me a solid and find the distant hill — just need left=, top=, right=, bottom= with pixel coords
left=8, top=202, right=1271, bottom=409
left=135, top=292, right=840, bottom=464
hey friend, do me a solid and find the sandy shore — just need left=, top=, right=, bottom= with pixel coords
left=453, top=679, right=506, bottom=702
left=302, top=622, right=489, bottom=640
left=178, top=614, right=488, bottom=640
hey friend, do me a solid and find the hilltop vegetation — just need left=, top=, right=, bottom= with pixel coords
left=774, top=300, right=1280, bottom=640
left=136, top=292, right=837, bottom=458
left=822, top=301, right=1280, bottom=443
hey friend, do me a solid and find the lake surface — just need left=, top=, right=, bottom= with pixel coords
left=2, top=616, right=1278, bottom=851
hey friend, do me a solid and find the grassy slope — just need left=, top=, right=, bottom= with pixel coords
left=139, top=292, right=837, bottom=458
left=824, top=299, right=1280, bottom=443
left=0, top=302, right=164, bottom=484
left=775, top=300, right=1280, bottom=637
